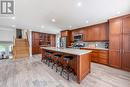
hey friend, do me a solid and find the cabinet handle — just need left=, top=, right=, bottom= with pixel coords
left=123, top=49, right=125, bottom=54
left=119, top=49, right=122, bottom=54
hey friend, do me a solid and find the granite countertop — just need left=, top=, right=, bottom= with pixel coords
left=81, top=47, right=109, bottom=51
left=41, top=47, right=92, bottom=55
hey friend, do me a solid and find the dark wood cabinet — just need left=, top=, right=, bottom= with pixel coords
left=86, top=23, right=108, bottom=41
left=70, top=22, right=108, bottom=42
left=50, top=34, right=56, bottom=47
left=91, top=50, right=109, bottom=65
left=109, top=14, right=130, bottom=71
left=61, top=30, right=70, bottom=37
left=32, top=31, right=56, bottom=54
left=81, top=48, right=109, bottom=65
left=122, top=34, right=130, bottom=71
left=61, top=30, right=72, bottom=47
left=71, top=29, right=86, bottom=41
left=122, top=15, right=130, bottom=71
left=109, top=18, right=122, bottom=68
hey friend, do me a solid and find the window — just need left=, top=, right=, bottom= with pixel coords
left=0, top=45, right=6, bottom=52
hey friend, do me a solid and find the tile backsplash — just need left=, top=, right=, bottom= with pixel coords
left=84, top=42, right=109, bottom=48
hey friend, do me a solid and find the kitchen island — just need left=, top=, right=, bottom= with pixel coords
left=41, top=47, right=92, bottom=84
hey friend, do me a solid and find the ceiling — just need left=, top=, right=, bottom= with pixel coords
left=0, top=0, right=130, bottom=34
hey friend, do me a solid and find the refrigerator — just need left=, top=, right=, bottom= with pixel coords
left=60, top=37, right=67, bottom=48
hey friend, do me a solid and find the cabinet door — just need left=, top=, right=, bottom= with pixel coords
left=123, top=15, right=130, bottom=34
left=86, top=23, right=108, bottom=41
left=109, top=18, right=122, bottom=68
left=61, top=31, right=68, bottom=37
left=122, top=34, right=130, bottom=71
left=98, top=51, right=109, bottom=65
left=122, top=16, right=130, bottom=71
left=86, top=28, right=93, bottom=41
left=32, top=46, right=36, bottom=54
left=34, top=32, right=40, bottom=39
left=92, top=26, right=100, bottom=41
left=91, top=52, right=99, bottom=62
left=50, top=34, right=56, bottom=47
left=99, top=23, right=109, bottom=40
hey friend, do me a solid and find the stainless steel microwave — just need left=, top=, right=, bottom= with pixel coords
left=74, top=34, right=83, bottom=41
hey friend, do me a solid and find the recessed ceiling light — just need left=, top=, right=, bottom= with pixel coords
left=12, top=17, right=15, bottom=20
left=117, top=11, right=121, bottom=14
left=69, top=26, right=72, bottom=28
left=41, top=25, right=45, bottom=28
left=77, top=2, right=82, bottom=7
left=52, top=19, right=56, bottom=22
left=12, top=25, right=16, bottom=27
left=86, top=20, right=89, bottom=23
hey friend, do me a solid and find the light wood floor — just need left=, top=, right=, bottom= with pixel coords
left=0, top=55, right=130, bottom=87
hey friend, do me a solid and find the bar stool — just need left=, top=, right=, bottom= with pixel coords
left=52, top=54, right=62, bottom=72
left=60, top=55, right=74, bottom=80
left=46, top=51, right=54, bottom=67
left=41, top=50, right=49, bottom=63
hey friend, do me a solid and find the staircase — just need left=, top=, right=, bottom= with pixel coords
left=13, top=39, right=29, bottom=59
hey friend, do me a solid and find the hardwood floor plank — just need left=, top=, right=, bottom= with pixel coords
left=0, top=55, right=130, bottom=87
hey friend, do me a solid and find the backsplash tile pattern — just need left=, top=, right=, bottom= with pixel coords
left=84, top=42, right=109, bottom=48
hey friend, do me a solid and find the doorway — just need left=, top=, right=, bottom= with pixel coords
left=16, top=29, right=22, bottom=39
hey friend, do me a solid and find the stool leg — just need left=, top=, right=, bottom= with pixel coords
left=67, top=71, right=69, bottom=80
left=45, top=59, right=47, bottom=64
left=52, top=63, right=55, bottom=69
left=56, top=65, right=58, bottom=72
left=48, top=60, right=50, bottom=67
left=60, top=67, right=63, bottom=76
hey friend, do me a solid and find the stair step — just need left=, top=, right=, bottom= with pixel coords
left=15, top=41, right=27, bottom=44
left=14, top=47, right=29, bottom=51
left=16, top=49, right=29, bottom=54
left=15, top=45, right=28, bottom=47
left=13, top=38, right=29, bottom=59
left=15, top=54, right=29, bottom=58
left=15, top=39, right=26, bottom=41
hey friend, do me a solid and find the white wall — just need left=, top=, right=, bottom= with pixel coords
left=28, top=29, right=32, bottom=57
left=0, top=27, right=16, bottom=42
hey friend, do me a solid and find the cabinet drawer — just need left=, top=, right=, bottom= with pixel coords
left=91, top=53, right=98, bottom=58
left=99, top=53, right=108, bottom=58
left=98, top=58, right=108, bottom=65
left=99, top=51, right=108, bottom=58
left=91, top=57, right=98, bottom=62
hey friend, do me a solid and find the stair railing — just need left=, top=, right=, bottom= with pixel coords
left=26, top=32, right=29, bottom=46
left=13, top=36, right=15, bottom=46
left=12, top=35, right=16, bottom=59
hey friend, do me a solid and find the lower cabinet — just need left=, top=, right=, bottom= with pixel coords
left=91, top=50, right=109, bottom=65
left=32, top=46, right=41, bottom=54
left=81, top=48, right=109, bottom=65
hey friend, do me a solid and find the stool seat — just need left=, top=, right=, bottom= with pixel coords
left=45, top=51, right=54, bottom=67
left=54, top=54, right=62, bottom=58
left=51, top=54, right=62, bottom=71
left=64, top=55, right=73, bottom=60
left=61, top=55, right=74, bottom=80
left=47, top=51, right=53, bottom=54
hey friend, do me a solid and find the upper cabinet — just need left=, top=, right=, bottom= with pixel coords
left=86, top=23, right=109, bottom=41
left=61, top=30, right=72, bottom=46
left=61, top=30, right=71, bottom=37
left=70, top=22, right=109, bottom=42
left=71, top=29, right=87, bottom=41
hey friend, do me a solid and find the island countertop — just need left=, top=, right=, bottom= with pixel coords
left=41, top=47, right=92, bottom=83
left=41, top=47, right=92, bottom=55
